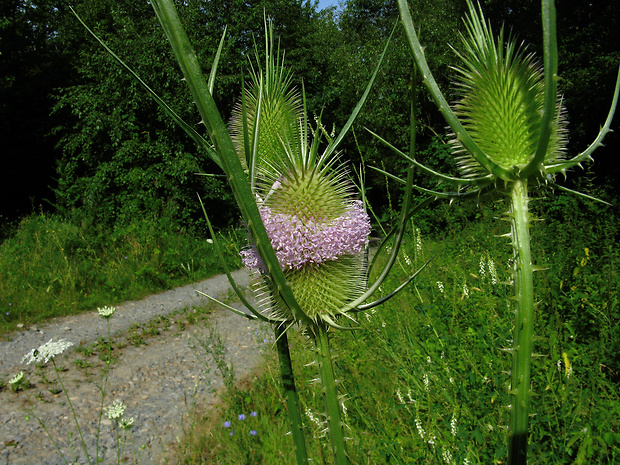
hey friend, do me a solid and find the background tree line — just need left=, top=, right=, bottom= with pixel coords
left=1, top=0, right=618, bottom=233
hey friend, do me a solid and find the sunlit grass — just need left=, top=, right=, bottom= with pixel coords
left=0, top=213, right=243, bottom=336
left=175, top=206, right=620, bottom=464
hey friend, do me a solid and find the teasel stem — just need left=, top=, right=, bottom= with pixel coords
left=508, top=179, right=535, bottom=465
left=274, top=325, right=309, bottom=465
left=313, top=322, right=349, bottom=465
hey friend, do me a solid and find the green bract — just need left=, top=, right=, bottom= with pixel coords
left=450, top=2, right=568, bottom=180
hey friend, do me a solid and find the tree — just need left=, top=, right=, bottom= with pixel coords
left=50, top=0, right=328, bottom=228
left=0, top=0, right=70, bottom=221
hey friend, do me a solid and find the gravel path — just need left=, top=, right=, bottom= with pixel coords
left=0, top=269, right=271, bottom=465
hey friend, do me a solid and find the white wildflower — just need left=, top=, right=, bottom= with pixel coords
left=450, top=415, right=458, bottom=437
left=487, top=255, right=498, bottom=285
left=98, top=306, right=116, bottom=319
left=414, top=227, right=423, bottom=256
left=120, top=417, right=135, bottom=430
left=105, top=399, right=127, bottom=421
left=22, top=339, right=74, bottom=365
left=9, top=371, right=24, bottom=385
left=462, top=283, right=470, bottom=298
left=305, top=408, right=322, bottom=428
left=423, top=373, right=430, bottom=392
left=403, top=254, right=412, bottom=267
left=436, top=281, right=445, bottom=294
left=442, top=448, right=453, bottom=464
left=396, top=389, right=405, bottom=404
left=479, top=255, right=486, bottom=278
left=415, top=418, right=425, bottom=439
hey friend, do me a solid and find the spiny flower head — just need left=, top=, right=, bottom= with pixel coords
left=450, top=0, right=567, bottom=181
left=233, top=26, right=371, bottom=327
left=22, top=339, right=74, bottom=365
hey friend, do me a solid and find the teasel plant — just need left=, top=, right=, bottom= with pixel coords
left=367, top=0, right=620, bottom=463
left=71, top=1, right=432, bottom=463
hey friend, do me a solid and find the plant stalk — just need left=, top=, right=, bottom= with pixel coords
left=313, top=323, right=348, bottom=465
left=508, top=180, right=535, bottom=465
left=274, top=325, right=309, bottom=465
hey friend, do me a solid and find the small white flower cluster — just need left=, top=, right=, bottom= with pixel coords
left=414, top=227, right=423, bottom=258
left=422, top=373, right=430, bottom=392
left=305, top=408, right=327, bottom=438
left=105, top=399, right=134, bottom=430
left=442, top=447, right=453, bottom=464
left=479, top=253, right=499, bottom=285
left=450, top=415, right=458, bottom=437
left=98, top=306, right=116, bottom=319
left=415, top=418, right=426, bottom=439
left=9, top=371, right=24, bottom=386
left=436, top=281, right=445, bottom=295
left=22, top=339, right=74, bottom=365
left=105, top=399, right=126, bottom=420
left=462, top=283, right=470, bottom=299
left=395, top=388, right=416, bottom=405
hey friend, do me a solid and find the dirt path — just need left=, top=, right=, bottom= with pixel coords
left=0, top=269, right=270, bottom=465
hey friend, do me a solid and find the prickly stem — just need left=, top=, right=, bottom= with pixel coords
left=313, top=323, right=349, bottom=465
left=508, top=180, right=535, bottom=465
left=274, top=326, right=309, bottom=465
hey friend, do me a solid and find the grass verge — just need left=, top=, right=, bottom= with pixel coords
left=0, top=213, right=243, bottom=336
left=173, top=204, right=620, bottom=464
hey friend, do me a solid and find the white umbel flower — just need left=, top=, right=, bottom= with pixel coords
left=105, top=399, right=127, bottom=421
left=98, top=306, right=116, bottom=319
left=9, top=371, right=24, bottom=385
left=22, top=339, right=74, bottom=365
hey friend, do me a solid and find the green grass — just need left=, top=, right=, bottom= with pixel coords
left=0, top=213, right=243, bottom=336
left=174, top=200, right=620, bottom=464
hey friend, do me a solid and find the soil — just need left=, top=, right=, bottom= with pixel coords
left=0, top=269, right=271, bottom=465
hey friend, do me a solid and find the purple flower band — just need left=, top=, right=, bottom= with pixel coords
left=241, top=200, right=370, bottom=271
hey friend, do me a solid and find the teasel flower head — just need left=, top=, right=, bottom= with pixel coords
left=385, top=0, right=619, bottom=203
left=231, top=27, right=371, bottom=326
left=449, top=1, right=569, bottom=184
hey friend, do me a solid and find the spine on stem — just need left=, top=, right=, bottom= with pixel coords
left=508, top=180, right=535, bottom=465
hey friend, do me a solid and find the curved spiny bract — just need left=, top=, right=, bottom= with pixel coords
left=449, top=0, right=567, bottom=183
